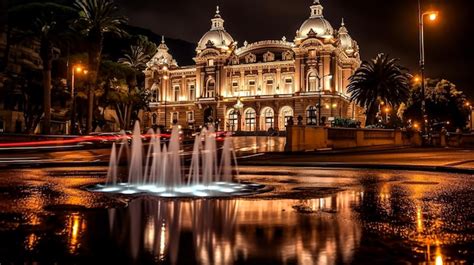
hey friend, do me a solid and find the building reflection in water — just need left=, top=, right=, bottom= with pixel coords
left=65, top=212, right=86, bottom=254
left=107, top=191, right=362, bottom=264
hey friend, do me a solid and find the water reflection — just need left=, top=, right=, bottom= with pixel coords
left=106, top=191, right=361, bottom=265
left=66, top=212, right=86, bottom=254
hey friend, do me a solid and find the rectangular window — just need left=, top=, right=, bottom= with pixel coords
left=189, top=84, right=195, bottom=101
left=265, top=79, right=274, bottom=95
left=208, top=59, right=214, bottom=66
left=171, top=112, right=179, bottom=125
left=284, top=78, right=293, bottom=94
left=173, top=85, right=180, bottom=102
left=232, top=81, right=239, bottom=96
left=187, top=111, right=194, bottom=123
left=247, top=80, right=256, bottom=96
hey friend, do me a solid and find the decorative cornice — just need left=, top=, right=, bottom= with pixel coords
left=235, top=40, right=295, bottom=56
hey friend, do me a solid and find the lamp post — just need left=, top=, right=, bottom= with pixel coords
left=466, top=101, right=473, bottom=131
left=317, top=74, right=333, bottom=126
left=418, top=0, right=438, bottom=135
left=71, top=65, right=87, bottom=135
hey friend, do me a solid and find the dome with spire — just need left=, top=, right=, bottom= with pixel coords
left=197, top=6, right=235, bottom=52
left=296, top=0, right=334, bottom=40
left=337, top=19, right=357, bottom=55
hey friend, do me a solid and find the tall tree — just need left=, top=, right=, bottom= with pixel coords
left=74, top=0, right=127, bottom=133
left=347, top=53, right=411, bottom=126
left=8, top=2, right=76, bottom=134
left=403, top=79, right=469, bottom=130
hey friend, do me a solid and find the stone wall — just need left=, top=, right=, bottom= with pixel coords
left=285, top=126, right=410, bottom=152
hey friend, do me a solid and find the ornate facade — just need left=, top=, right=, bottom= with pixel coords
left=144, top=1, right=365, bottom=132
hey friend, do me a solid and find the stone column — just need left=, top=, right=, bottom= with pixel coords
left=276, top=68, right=281, bottom=94
left=274, top=113, right=280, bottom=131
left=294, top=57, right=301, bottom=92
left=300, top=63, right=305, bottom=92
left=258, top=69, right=263, bottom=95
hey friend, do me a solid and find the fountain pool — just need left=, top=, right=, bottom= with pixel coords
left=88, top=122, right=265, bottom=197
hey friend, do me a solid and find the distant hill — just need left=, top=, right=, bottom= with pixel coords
left=103, top=25, right=196, bottom=66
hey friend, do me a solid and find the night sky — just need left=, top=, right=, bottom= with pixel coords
left=118, top=0, right=472, bottom=98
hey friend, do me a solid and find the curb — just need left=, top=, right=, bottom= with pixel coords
left=239, top=161, right=474, bottom=175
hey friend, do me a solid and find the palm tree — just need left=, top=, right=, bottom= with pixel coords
left=9, top=2, right=76, bottom=134
left=74, top=0, right=127, bottom=133
left=117, top=37, right=156, bottom=129
left=348, top=53, right=411, bottom=126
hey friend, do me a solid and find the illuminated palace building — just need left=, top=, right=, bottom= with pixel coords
left=144, top=0, right=365, bottom=132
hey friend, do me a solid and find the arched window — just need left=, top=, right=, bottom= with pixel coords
left=227, top=109, right=239, bottom=132
left=244, top=108, right=256, bottom=131
left=279, top=106, right=294, bottom=127
left=306, top=106, right=318, bottom=125
left=308, top=71, right=318, bottom=92
left=150, top=83, right=160, bottom=102
left=261, top=107, right=274, bottom=131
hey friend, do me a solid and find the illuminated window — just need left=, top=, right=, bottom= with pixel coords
left=262, top=108, right=274, bottom=131
left=306, top=106, right=318, bottom=125
left=284, top=78, right=293, bottom=94
left=265, top=79, right=274, bottom=95
left=173, top=85, right=180, bottom=101
left=228, top=109, right=238, bottom=132
left=187, top=111, right=194, bottom=123
left=280, top=106, right=294, bottom=126
left=232, top=81, right=239, bottom=96
left=247, top=80, right=256, bottom=95
left=244, top=108, right=256, bottom=131
left=171, top=112, right=179, bottom=125
left=188, top=84, right=195, bottom=101
left=208, top=59, right=214, bottom=66
left=206, top=79, right=215, bottom=98
left=308, top=72, right=318, bottom=92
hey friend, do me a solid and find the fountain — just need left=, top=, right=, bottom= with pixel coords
left=89, top=121, right=264, bottom=197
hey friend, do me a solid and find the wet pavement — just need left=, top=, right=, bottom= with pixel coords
left=0, top=166, right=473, bottom=264
left=0, top=137, right=286, bottom=167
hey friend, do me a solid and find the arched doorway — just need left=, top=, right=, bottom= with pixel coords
left=204, top=107, right=214, bottom=125
left=260, top=107, right=274, bottom=131
left=279, top=106, right=294, bottom=129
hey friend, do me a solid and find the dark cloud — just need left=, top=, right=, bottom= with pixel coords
left=118, top=0, right=472, bottom=97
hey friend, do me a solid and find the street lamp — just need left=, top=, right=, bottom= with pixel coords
left=465, top=101, right=473, bottom=131
left=384, top=107, right=391, bottom=123
left=418, top=0, right=438, bottom=135
left=71, top=65, right=87, bottom=134
left=317, top=74, right=333, bottom=126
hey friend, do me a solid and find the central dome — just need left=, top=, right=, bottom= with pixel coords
left=297, top=0, right=334, bottom=39
left=197, top=6, right=234, bottom=52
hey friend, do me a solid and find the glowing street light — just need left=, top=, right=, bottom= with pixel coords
left=71, top=64, right=88, bottom=135
left=418, top=0, right=439, bottom=137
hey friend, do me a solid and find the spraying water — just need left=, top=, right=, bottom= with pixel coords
left=90, top=121, right=264, bottom=197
